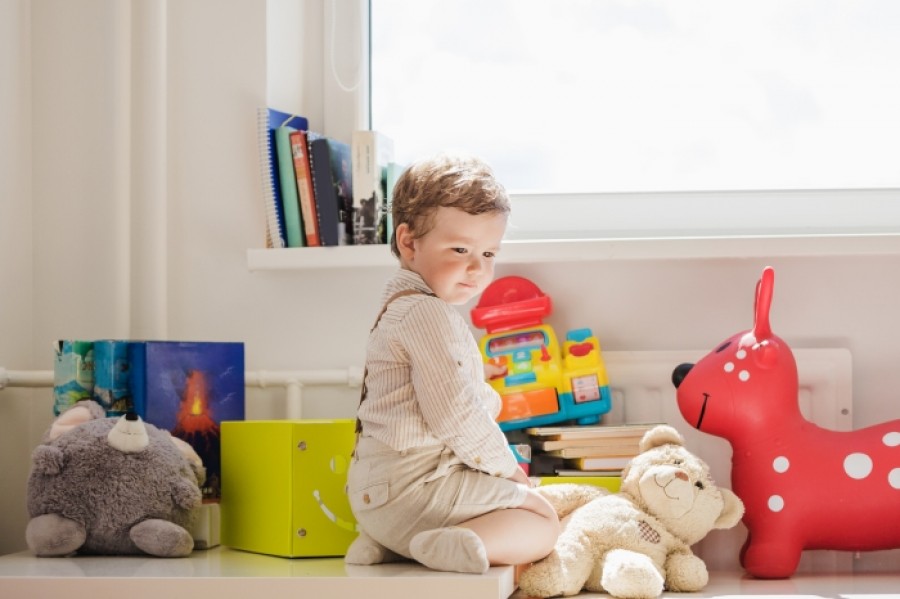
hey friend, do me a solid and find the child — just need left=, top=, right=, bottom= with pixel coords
left=345, top=154, right=560, bottom=574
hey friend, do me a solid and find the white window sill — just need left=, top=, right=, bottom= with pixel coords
left=246, top=232, right=900, bottom=271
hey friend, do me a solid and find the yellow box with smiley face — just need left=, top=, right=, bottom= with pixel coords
left=220, top=419, right=357, bottom=557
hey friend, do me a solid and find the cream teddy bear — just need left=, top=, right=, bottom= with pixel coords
left=518, top=425, right=744, bottom=599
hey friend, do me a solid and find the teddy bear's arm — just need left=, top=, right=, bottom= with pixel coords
left=517, top=526, right=597, bottom=598
left=535, top=483, right=608, bottom=520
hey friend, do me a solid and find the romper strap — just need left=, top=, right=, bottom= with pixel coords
left=355, top=288, right=435, bottom=433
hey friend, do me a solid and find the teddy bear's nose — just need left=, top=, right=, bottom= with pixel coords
left=672, top=363, right=693, bottom=388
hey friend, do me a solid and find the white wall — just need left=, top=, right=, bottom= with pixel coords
left=0, top=0, right=36, bottom=555
left=1, top=0, right=899, bottom=572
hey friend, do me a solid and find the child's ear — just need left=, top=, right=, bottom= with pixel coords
left=395, top=223, right=416, bottom=259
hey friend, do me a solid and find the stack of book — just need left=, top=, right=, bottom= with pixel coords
left=257, top=106, right=402, bottom=250
left=526, top=423, right=659, bottom=477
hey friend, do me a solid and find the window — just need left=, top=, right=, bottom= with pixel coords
left=371, top=0, right=900, bottom=196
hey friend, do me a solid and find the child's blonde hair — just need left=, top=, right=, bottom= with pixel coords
left=390, top=153, right=510, bottom=258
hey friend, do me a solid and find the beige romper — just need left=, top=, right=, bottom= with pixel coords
left=348, top=271, right=527, bottom=558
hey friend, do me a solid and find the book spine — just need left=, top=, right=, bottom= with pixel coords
left=385, top=162, right=403, bottom=247
left=309, top=137, right=352, bottom=246
left=309, top=137, right=340, bottom=246
left=256, top=107, right=286, bottom=248
left=52, top=340, right=95, bottom=416
left=92, top=340, right=131, bottom=416
left=326, top=139, right=354, bottom=246
left=274, top=126, right=305, bottom=248
left=351, top=131, right=393, bottom=245
left=289, top=130, right=321, bottom=247
left=127, top=342, right=148, bottom=419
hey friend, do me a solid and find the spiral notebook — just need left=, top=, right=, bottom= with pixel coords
left=256, top=107, right=309, bottom=249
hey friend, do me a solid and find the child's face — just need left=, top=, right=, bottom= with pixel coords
left=397, top=206, right=507, bottom=305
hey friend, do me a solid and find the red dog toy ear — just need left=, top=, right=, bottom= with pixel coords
left=752, top=267, right=774, bottom=341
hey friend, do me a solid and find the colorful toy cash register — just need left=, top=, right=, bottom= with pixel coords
left=471, top=276, right=612, bottom=432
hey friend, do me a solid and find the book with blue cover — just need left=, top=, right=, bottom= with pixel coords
left=257, top=107, right=308, bottom=249
left=92, top=339, right=131, bottom=416
left=130, top=341, right=245, bottom=500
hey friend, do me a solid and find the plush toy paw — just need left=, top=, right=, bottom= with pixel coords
left=664, top=552, right=709, bottom=591
left=25, top=514, right=86, bottom=557
left=518, top=551, right=575, bottom=597
left=600, top=549, right=664, bottom=599
left=129, top=519, right=195, bottom=557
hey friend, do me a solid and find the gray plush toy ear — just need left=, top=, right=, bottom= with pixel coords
left=31, top=445, right=65, bottom=476
left=638, top=424, right=685, bottom=452
left=47, top=400, right=107, bottom=441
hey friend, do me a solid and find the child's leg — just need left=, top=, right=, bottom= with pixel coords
left=408, top=489, right=559, bottom=573
left=460, top=489, right=560, bottom=566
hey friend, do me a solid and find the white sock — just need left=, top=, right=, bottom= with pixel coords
left=409, top=527, right=489, bottom=574
left=345, top=530, right=402, bottom=565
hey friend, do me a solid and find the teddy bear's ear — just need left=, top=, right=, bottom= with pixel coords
left=31, top=445, right=65, bottom=476
left=714, top=488, right=745, bottom=530
left=639, top=424, right=685, bottom=452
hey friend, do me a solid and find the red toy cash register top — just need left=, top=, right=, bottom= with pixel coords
left=471, top=276, right=553, bottom=333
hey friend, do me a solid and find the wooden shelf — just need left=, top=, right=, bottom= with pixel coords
left=247, top=233, right=900, bottom=271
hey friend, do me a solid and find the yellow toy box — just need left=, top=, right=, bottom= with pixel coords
left=220, top=420, right=357, bottom=557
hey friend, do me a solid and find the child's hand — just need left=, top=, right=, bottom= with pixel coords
left=508, top=467, right=536, bottom=487
left=484, top=362, right=508, bottom=380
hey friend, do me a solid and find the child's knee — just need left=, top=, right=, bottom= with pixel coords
left=522, top=489, right=561, bottom=524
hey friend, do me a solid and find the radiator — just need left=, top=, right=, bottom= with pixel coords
left=0, top=348, right=855, bottom=571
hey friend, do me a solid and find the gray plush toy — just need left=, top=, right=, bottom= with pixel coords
left=26, top=400, right=205, bottom=557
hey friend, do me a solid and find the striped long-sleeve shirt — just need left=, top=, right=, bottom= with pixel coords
left=356, top=268, right=520, bottom=479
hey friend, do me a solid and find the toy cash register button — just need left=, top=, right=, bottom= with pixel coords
left=566, top=328, right=592, bottom=343
left=569, top=342, right=593, bottom=357
left=506, top=372, right=537, bottom=385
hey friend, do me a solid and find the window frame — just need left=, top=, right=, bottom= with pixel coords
left=323, top=0, right=900, bottom=243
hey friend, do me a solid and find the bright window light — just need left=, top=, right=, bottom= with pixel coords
left=371, top=0, right=900, bottom=194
